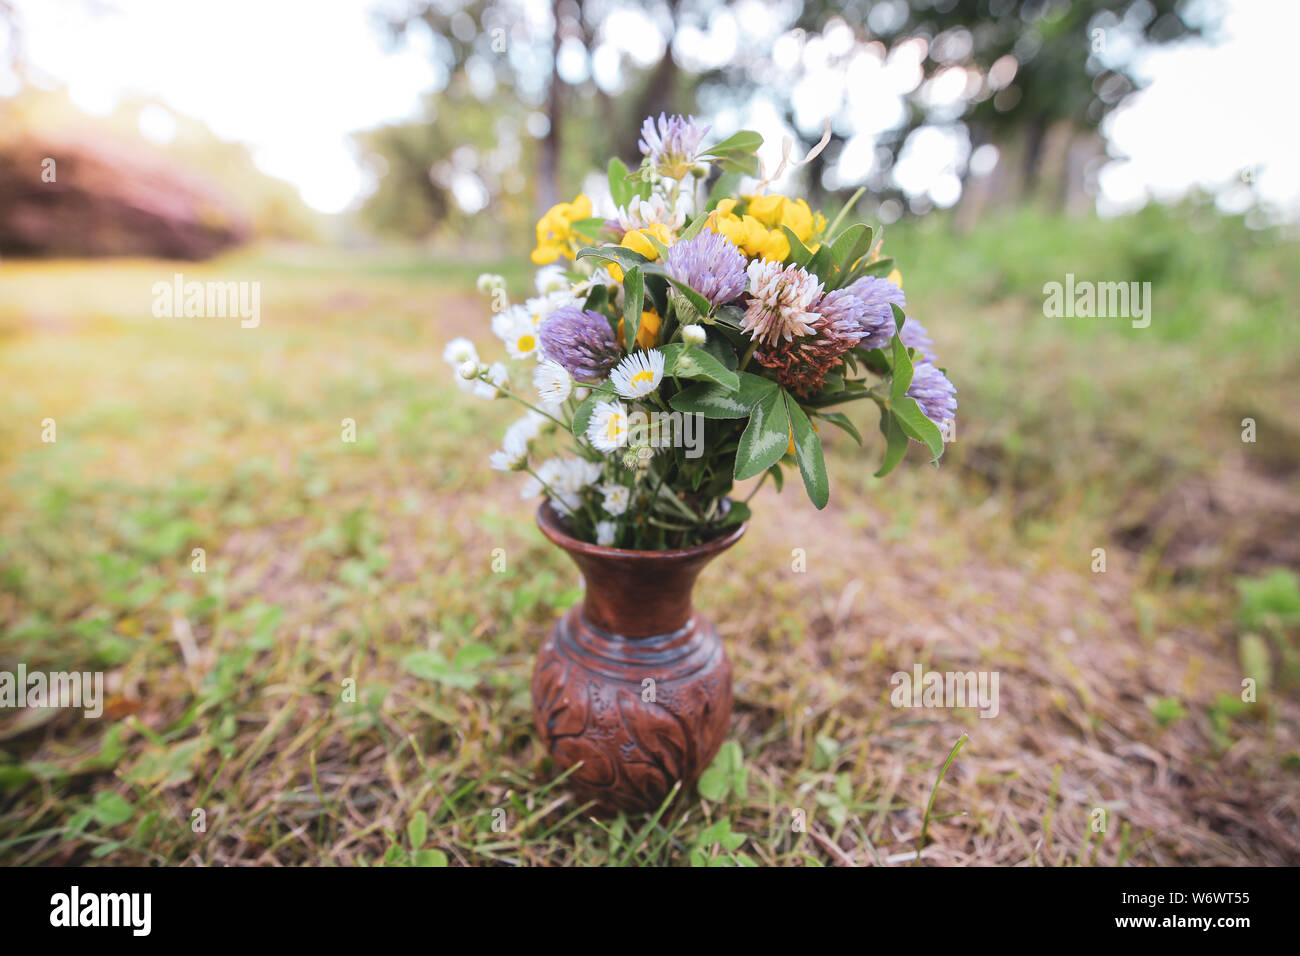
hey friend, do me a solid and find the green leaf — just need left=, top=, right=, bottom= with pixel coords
left=451, top=642, right=496, bottom=671
left=664, top=278, right=713, bottom=320
left=622, top=266, right=644, bottom=351
left=830, top=223, right=873, bottom=278
left=413, top=848, right=448, bottom=867
left=816, top=410, right=862, bottom=446
left=608, top=157, right=634, bottom=208
left=890, top=330, right=914, bottom=403
left=671, top=347, right=739, bottom=391
left=892, top=396, right=945, bottom=461
left=706, top=171, right=741, bottom=211
left=735, top=386, right=790, bottom=480
left=91, top=790, right=134, bottom=827
left=576, top=244, right=656, bottom=274
left=779, top=225, right=813, bottom=267
left=708, top=130, right=763, bottom=156
left=569, top=217, right=607, bottom=241
left=571, top=390, right=601, bottom=439
left=408, top=810, right=428, bottom=848
left=861, top=256, right=896, bottom=278
left=874, top=408, right=909, bottom=478
left=670, top=371, right=775, bottom=419
left=786, top=394, right=829, bottom=509
left=717, top=500, right=751, bottom=527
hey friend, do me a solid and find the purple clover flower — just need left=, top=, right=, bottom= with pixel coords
left=638, top=113, right=710, bottom=178
left=838, top=276, right=907, bottom=350
left=666, top=231, right=747, bottom=307
left=899, top=316, right=939, bottom=363
left=906, top=362, right=957, bottom=424
left=538, top=307, right=620, bottom=383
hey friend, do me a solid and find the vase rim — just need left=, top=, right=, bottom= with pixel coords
left=536, top=500, right=747, bottom=561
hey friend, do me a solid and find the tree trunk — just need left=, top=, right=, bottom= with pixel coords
left=537, top=0, right=565, bottom=214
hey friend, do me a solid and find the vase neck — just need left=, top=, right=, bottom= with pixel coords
left=569, top=549, right=712, bottom=639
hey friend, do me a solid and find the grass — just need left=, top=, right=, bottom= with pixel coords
left=1, top=203, right=1297, bottom=866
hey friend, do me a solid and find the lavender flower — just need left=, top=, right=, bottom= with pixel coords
left=666, top=231, right=747, bottom=307
left=906, top=362, right=957, bottom=423
left=538, top=307, right=620, bottom=383
left=899, top=316, right=939, bottom=363
left=840, top=276, right=907, bottom=350
left=639, top=113, right=710, bottom=179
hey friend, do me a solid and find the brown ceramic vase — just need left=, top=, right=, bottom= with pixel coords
left=530, top=501, right=746, bottom=814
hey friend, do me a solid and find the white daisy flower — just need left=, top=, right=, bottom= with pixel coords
left=526, top=290, right=577, bottom=327
left=570, top=266, right=616, bottom=295
left=609, top=349, right=665, bottom=400
left=533, top=360, right=572, bottom=409
left=498, top=412, right=545, bottom=470
left=443, top=337, right=478, bottom=366
left=595, top=521, right=617, bottom=547
left=534, top=265, right=569, bottom=296
left=503, top=313, right=542, bottom=361
left=474, top=361, right=509, bottom=399
left=492, top=303, right=528, bottom=343
left=586, top=401, right=629, bottom=452
left=600, top=482, right=630, bottom=516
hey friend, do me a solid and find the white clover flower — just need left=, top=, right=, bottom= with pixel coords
left=609, top=349, right=665, bottom=400
left=586, top=401, right=629, bottom=452
left=474, top=361, right=509, bottom=399
left=443, top=337, right=479, bottom=366
left=534, top=265, right=569, bottom=296
left=600, top=482, right=630, bottom=516
left=533, top=360, right=572, bottom=409
left=595, top=521, right=616, bottom=547
left=742, top=259, right=823, bottom=345
left=503, top=312, right=542, bottom=360
left=681, top=323, right=707, bottom=347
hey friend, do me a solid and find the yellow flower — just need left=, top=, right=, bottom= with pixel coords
left=608, top=222, right=675, bottom=282
left=708, top=198, right=793, bottom=262
left=746, top=194, right=815, bottom=242
left=617, top=309, right=662, bottom=350
left=531, top=193, right=593, bottom=265
left=888, top=268, right=903, bottom=288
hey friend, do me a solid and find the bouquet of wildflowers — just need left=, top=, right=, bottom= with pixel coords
left=446, top=114, right=956, bottom=550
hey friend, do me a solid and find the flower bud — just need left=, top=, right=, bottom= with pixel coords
left=681, top=324, right=707, bottom=347
left=457, top=359, right=480, bottom=380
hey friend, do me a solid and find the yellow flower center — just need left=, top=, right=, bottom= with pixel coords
left=605, top=415, right=625, bottom=440
left=630, top=370, right=655, bottom=389
left=516, top=334, right=536, bottom=352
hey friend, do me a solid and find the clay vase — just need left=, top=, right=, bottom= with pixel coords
left=530, top=501, right=746, bottom=814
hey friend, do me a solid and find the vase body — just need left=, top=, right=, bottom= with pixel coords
left=530, top=502, right=745, bottom=814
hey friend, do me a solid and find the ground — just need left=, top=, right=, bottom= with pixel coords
left=1, top=205, right=1297, bottom=865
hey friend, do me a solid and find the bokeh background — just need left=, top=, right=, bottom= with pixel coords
left=1, top=0, right=1296, bottom=866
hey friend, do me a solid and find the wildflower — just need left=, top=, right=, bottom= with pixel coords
left=533, top=360, right=573, bottom=409
left=476, top=273, right=506, bottom=295
left=586, top=401, right=630, bottom=452
left=595, top=521, right=617, bottom=546
left=526, top=290, right=578, bottom=327
left=746, top=194, right=816, bottom=243
left=456, top=359, right=479, bottom=380
left=600, top=482, right=631, bottom=516
left=741, top=260, right=823, bottom=345
left=754, top=303, right=863, bottom=398
left=534, top=265, right=569, bottom=296
left=474, top=361, right=509, bottom=399
left=538, top=307, right=621, bottom=382
left=666, top=231, right=748, bottom=307
left=617, top=308, right=661, bottom=351
left=502, top=311, right=543, bottom=360
left=906, top=362, right=957, bottom=424
left=531, top=193, right=593, bottom=265
left=681, top=324, right=707, bottom=347
left=608, top=222, right=675, bottom=283
left=638, top=113, right=710, bottom=180
left=616, top=194, right=687, bottom=234
left=490, top=413, right=543, bottom=471
left=840, top=276, right=907, bottom=351
left=443, top=337, right=478, bottom=366
left=708, top=199, right=790, bottom=261
left=610, top=349, right=665, bottom=400
left=899, top=316, right=939, bottom=363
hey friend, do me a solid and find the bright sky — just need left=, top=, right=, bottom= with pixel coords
left=5, top=0, right=1297, bottom=220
